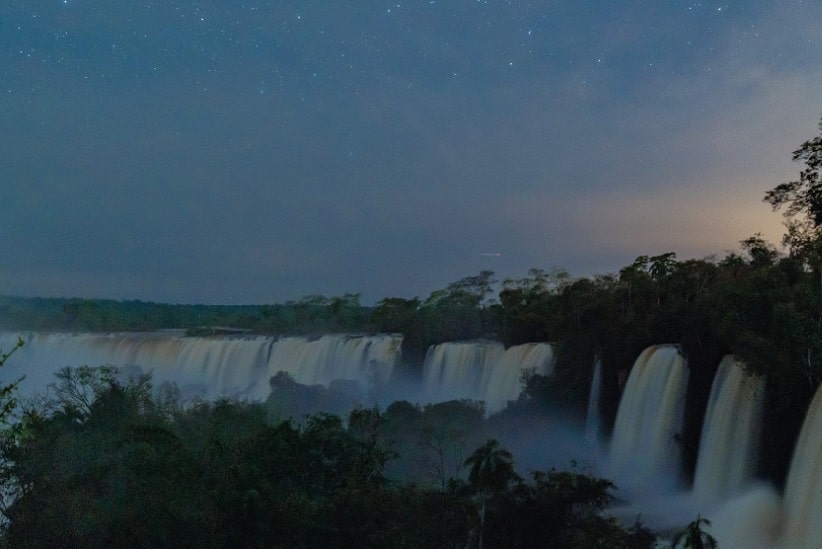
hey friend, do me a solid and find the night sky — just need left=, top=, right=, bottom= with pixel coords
left=2, top=1, right=821, bottom=304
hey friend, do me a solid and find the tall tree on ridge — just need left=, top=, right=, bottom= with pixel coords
left=765, top=116, right=822, bottom=277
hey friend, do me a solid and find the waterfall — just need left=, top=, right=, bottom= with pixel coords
left=422, top=341, right=505, bottom=404
left=711, top=380, right=822, bottom=549
left=692, top=356, right=764, bottom=504
left=0, top=332, right=402, bottom=401
left=422, top=341, right=555, bottom=413
left=585, top=358, right=602, bottom=445
left=608, top=345, right=689, bottom=494
left=263, top=335, right=401, bottom=397
left=482, top=342, right=555, bottom=412
left=2, top=333, right=550, bottom=411
left=779, top=382, right=822, bottom=548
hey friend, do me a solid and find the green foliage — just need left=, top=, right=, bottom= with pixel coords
left=0, top=367, right=656, bottom=548
left=418, top=270, right=498, bottom=345
left=497, top=268, right=567, bottom=345
left=465, top=439, right=519, bottom=495
left=371, top=297, right=424, bottom=355
left=1, top=370, right=214, bottom=548
left=672, top=515, right=717, bottom=549
left=0, top=294, right=373, bottom=336
left=765, top=116, right=822, bottom=280
left=0, top=337, right=23, bottom=424
left=765, top=116, right=822, bottom=226
left=420, top=400, right=487, bottom=489
left=265, top=370, right=361, bottom=421
left=475, top=462, right=656, bottom=549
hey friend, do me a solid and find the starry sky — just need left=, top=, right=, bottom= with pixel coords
left=2, top=1, right=821, bottom=305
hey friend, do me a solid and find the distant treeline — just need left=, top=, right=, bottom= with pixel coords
left=0, top=295, right=283, bottom=334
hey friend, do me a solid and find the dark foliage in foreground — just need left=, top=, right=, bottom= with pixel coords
left=0, top=367, right=654, bottom=549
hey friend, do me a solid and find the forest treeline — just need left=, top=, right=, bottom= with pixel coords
left=0, top=363, right=656, bottom=548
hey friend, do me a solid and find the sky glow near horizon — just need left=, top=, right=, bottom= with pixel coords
left=1, top=1, right=820, bottom=305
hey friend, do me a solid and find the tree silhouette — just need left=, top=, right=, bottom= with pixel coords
left=765, top=116, right=822, bottom=274
left=464, top=439, right=519, bottom=549
left=765, top=116, right=822, bottom=225
left=0, top=337, right=23, bottom=423
left=672, top=515, right=717, bottom=549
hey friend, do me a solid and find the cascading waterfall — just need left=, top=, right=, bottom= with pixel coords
left=4, top=333, right=553, bottom=412
left=709, top=377, right=822, bottom=549
left=692, top=356, right=764, bottom=504
left=422, top=341, right=555, bottom=413
left=779, top=382, right=822, bottom=548
left=263, top=335, right=400, bottom=397
left=608, top=345, right=689, bottom=494
left=0, top=332, right=402, bottom=401
left=10, top=330, right=822, bottom=547
left=481, top=343, right=555, bottom=412
left=585, top=358, right=602, bottom=446
left=422, top=341, right=506, bottom=404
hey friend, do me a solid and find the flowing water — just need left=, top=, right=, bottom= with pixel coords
left=6, top=332, right=822, bottom=547
left=585, top=357, right=602, bottom=446
left=692, top=356, right=764, bottom=504
left=608, top=345, right=689, bottom=495
left=0, top=331, right=402, bottom=401
left=421, top=341, right=554, bottom=412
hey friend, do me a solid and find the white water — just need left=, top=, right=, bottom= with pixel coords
left=9, top=331, right=822, bottom=547
left=422, top=341, right=555, bottom=413
left=422, top=341, right=504, bottom=404
left=605, top=349, right=822, bottom=549
left=608, top=345, right=689, bottom=495
left=2, top=333, right=552, bottom=412
left=585, top=358, right=603, bottom=446
left=779, top=382, right=822, bottom=548
left=417, top=340, right=822, bottom=547
left=707, top=485, right=782, bottom=549
left=705, top=378, right=822, bottom=549
left=0, top=332, right=402, bottom=401
left=605, top=350, right=778, bottom=544
left=692, top=356, right=764, bottom=504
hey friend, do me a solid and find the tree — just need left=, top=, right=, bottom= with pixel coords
left=447, top=270, right=498, bottom=307
left=346, top=407, right=395, bottom=488
left=671, top=515, right=717, bottom=549
left=0, top=367, right=216, bottom=548
left=740, top=233, right=779, bottom=268
left=648, top=252, right=678, bottom=282
left=497, top=469, right=656, bottom=549
left=47, top=365, right=128, bottom=418
left=464, top=439, right=519, bottom=549
left=370, top=297, right=425, bottom=358
left=497, top=268, right=568, bottom=345
left=467, top=440, right=511, bottom=488
left=765, top=116, right=822, bottom=225
left=765, top=116, right=822, bottom=273
left=328, top=293, right=366, bottom=330
left=419, top=401, right=485, bottom=490
left=420, top=272, right=493, bottom=343
left=0, top=337, right=23, bottom=423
